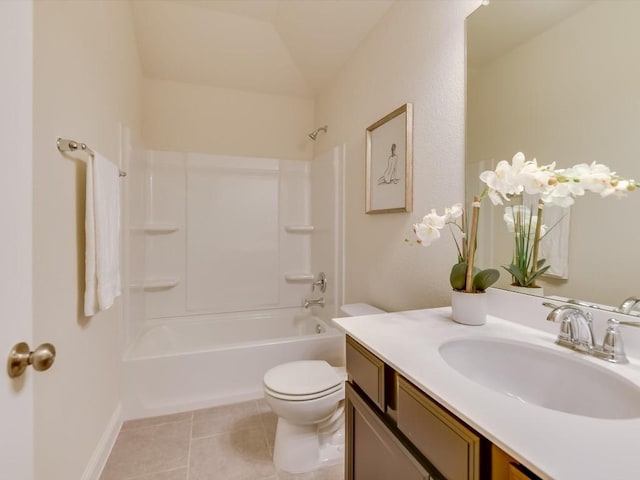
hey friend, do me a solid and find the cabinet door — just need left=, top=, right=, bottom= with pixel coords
left=397, top=377, right=480, bottom=480
left=346, top=382, right=431, bottom=480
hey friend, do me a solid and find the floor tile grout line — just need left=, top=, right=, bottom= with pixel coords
left=122, top=417, right=193, bottom=432
left=191, top=425, right=268, bottom=441
left=186, top=413, right=194, bottom=480
left=124, top=466, right=188, bottom=480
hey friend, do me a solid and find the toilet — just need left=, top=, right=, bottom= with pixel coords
left=263, top=303, right=385, bottom=474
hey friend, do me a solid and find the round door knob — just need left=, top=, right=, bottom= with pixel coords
left=7, top=342, right=56, bottom=379
left=30, top=343, right=56, bottom=372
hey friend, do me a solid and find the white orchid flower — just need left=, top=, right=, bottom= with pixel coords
left=541, top=182, right=576, bottom=207
left=554, top=168, right=586, bottom=197
left=503, top=208, right=516, bottom=233
left=480, top=152, right=531, bottom=204
left=602, top=179, right=630, bottom=198
left=575, top=162, right=614, bottom=194
left=413, top=222, right=441, bottom=247
left=444, top=203, right=463, bottom=220
left=487, top=188, right=504, bottom=205
left=519, top=161, right=556, bottom=195
left=412, top=209, right=446, bottom=247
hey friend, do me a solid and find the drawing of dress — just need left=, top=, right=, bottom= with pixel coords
left=378, top=143, right=400, bottom=185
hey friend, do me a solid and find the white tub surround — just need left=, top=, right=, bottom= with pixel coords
left=123, top=309, right=344, bottom=419
left=138, top=152, right=313, bottom=321
left=333, top=289, right=640, bottom=479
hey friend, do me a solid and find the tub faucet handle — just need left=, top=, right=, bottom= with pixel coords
left=312, top=272, right=327, bottom=293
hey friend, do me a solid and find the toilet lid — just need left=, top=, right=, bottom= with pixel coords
left=263, top=360, right=343, bottom=396
left=264, top=382, right=344, bottom=402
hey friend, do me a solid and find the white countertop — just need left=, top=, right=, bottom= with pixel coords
left=333, top=307, right=640, bottom=479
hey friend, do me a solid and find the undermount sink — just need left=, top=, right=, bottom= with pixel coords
left=439, top=337, right=640, bottom=419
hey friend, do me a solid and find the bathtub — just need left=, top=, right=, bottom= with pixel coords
left=122, top=308, right=345, bottom=419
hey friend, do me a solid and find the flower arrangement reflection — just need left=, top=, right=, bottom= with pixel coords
left=481, top=153, right=637, bottom=288
left=413, top=152, right=636, bottom=292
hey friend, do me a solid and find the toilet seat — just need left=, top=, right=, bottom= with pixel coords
left=265, top=382, right=343, bottom=401
left=263, top=360, right=344, bottom=400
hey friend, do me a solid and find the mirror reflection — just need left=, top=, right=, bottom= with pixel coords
left=466, top=0, right=640, bottom=312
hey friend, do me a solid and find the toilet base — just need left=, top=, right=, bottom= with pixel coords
left=272, top=408, right=344, bottom=474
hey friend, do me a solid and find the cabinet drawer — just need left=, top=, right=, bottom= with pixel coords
left=397, top=376, right=480, bottom=480
left=346, top=336, right=385, bottom=410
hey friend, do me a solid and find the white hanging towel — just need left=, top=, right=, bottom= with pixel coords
left=84, top=152, right=121, bottom=316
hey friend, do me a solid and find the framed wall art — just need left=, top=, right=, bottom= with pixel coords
left=365, top=103, right=413, bottom=214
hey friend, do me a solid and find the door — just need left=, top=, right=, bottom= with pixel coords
left=0, top=1, right=35, bottom=478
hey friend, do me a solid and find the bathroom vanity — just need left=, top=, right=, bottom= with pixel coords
left=334, top=292, right=640, bottom=479
left=344, top=335, right=530, bottom=480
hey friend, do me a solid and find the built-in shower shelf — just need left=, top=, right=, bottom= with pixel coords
left=130, top=278, right=179, bottom=291
left=143, top=224, right=179, bottom=234
left=284, top=273, right=315, bottom=283
left=129, top=224, right=180, bottom=234
left=284, top=225, right=314, bottom=233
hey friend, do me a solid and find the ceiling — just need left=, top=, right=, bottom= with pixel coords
left=131, top=0, right=396, bottom=98
left=467, top=0, right=592, bottom=68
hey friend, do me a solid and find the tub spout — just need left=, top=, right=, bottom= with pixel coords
left=304, top=297, right=325, bottom=309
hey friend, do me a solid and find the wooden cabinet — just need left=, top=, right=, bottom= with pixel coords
left=346, top=336, right=386, bottom=410
left=345, top=335, right=541, bottom=480
left=491, top=445, right=540, bottom=480
left=346, top=382, right=432, bottom=480
left=398, top=376, right=481, bottom=480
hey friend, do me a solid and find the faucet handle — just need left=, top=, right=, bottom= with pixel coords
left=542, top=301, right=562, bottom=310
left=557, top=316, right=573, bottom=343
left=312, top=272, right=327, bottom=293
left=599, top=319, right=629, bottom=364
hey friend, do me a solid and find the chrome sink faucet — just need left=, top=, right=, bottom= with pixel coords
left=544, top=303, right=595, bottom=353
left=615, top=296, right=640, bottom=314
left=544, top=302, right=640, bottom=363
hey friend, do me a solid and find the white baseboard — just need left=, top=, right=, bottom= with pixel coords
left=81, top=402, right=123, bottom=480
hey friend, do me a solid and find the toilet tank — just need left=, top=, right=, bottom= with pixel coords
left=340, top=303, right=385, bottom=317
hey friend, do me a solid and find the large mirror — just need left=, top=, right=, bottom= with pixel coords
left=466, top=0, right=640, bottom=311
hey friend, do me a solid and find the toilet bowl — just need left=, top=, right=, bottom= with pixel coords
left=264, top=360, right=346, bottom=473
left=263, top=303, right=385, bottom=474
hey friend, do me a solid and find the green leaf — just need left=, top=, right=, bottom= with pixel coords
left=524, top=265, right=551, bottom=286
left=450, top=262, right=468, bottom=291
left=503, top=263, right=526, bottom=286
left=472, top=268, right=500, bottom=291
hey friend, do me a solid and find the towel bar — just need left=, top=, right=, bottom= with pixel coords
left=57, top=137, right=127, bottom=177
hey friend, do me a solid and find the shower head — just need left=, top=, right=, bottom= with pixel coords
left=308, top=125, right=328, bottom=141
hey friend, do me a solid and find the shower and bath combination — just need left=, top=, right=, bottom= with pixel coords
left=308, top=125, right=328, bottom=140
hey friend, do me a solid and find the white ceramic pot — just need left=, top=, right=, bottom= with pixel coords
left=506, top=284, right=545, bottom=297
left=451, top=290, right=487, bottom=326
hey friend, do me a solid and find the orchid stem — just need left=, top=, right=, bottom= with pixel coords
left=461, top=209, right=468, bottom=263
left=465, top=197, right=480, bottom=293
left=530, top=199, right=544, bottom=287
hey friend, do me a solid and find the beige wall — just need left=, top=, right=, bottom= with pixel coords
left=468, top=1, right=640, bottom=307
left=314, top=0, right=481, bottom=311
left=143, top=78, right=315, bottom=161
left=33, top=1, right=141, bottom=478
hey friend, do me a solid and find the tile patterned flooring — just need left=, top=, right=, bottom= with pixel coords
left=100, top=399, right=344, bottom=480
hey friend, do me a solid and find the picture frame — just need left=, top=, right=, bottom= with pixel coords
left=365, top=103, right=413, bottom=214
